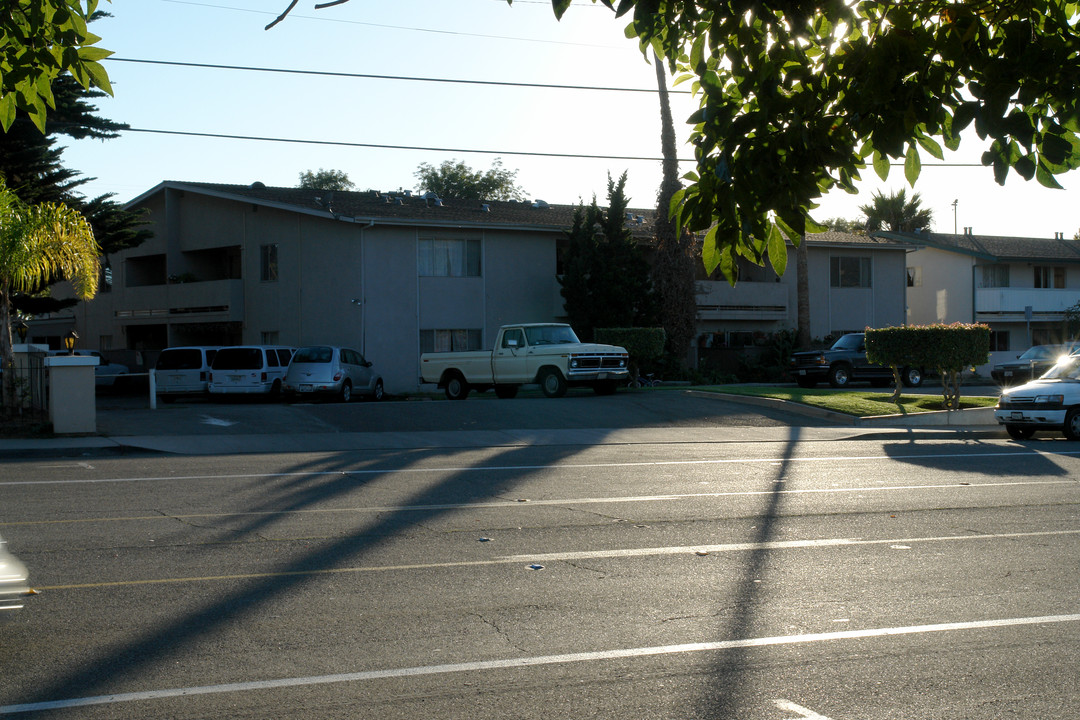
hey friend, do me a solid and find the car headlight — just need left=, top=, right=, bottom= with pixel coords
left=619, top=358, right=627, bottom=368
left=570, top=358, right=579, bottom=368
left=1035, top=394, right=1064, bottom=404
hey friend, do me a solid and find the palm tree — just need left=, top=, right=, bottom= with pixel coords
left=1, top=181, right=100, bottom=413
left=859, top=189, right=934, bottom=233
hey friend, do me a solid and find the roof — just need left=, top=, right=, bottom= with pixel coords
left=876, top=230, right=1080, bottom=262
left=128, top=181, right=658, bottom=237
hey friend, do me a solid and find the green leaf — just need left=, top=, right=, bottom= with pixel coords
left=904, top=144, right=921, bottom=185
left=702, top=226, right=721, bottom=275
left=872, top=150, right=890, bottom=180
left=767, top=222, right=788, bottom=276
left=551, top=0, right=572, bottom=20
left=916, top=134, right=944, bottom=160
left=0, top=94, right=15, bottom=132
left=84, top=60, right=113, bottom=95
left=1036, top=162, right=1064, bottom=189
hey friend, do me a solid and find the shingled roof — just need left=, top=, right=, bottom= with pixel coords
left=131, top=181, right=659, bottom=238
left=875, top=230, right=1080, bottom=262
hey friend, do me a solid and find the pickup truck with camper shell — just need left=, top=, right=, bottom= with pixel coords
left=420, top=323, right=630, bottom=400
left=995, top=351, right=1080, bottom=440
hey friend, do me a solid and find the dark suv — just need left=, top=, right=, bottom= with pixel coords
left=789, top=332, right=923, bottom=388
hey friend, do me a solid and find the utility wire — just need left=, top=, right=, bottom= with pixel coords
left=105, top=57, right=692, bottom=94
left=120, top=126, right=984, bottom=168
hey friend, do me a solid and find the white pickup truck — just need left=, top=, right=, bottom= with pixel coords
left=420, top=323, right=630, bottom=399
left=994, top=351, right=1080, bottom=440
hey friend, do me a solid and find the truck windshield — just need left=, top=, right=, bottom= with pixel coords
left=524, top=325, right=580, bottom=346
left=831, top=334, right=863, bottom=351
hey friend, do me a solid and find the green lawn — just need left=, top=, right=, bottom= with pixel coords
left=693, top=385, right=999, bottom=417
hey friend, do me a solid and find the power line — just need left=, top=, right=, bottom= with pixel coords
left=105, top=57, right=690, bottom=94
left=121, top=127, right=696, bottom=162
left=120, top=126, right=986, bottom=169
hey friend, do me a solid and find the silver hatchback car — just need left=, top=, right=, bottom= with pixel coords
left=0, top=532, right=30, bottom=612
left=284, top=346, right=384, bottom=402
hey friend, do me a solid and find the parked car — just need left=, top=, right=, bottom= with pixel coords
left=990, top=344, right=1080, bottom=386
left=208, top=346, right=295, bottom=397
left=284, top=345, right=384, bottom=402
left=0, top=532, right=30, bottom=613
left=789, top=332, right=923, bottom=389
left=46, top=349, right=130, bottom=388
left=154, top=346, right=219, bottom=402
left=995, top=352, right=1080, bottom=440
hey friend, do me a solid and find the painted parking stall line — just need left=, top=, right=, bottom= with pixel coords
left=4, top=613, right=1077, bottom=715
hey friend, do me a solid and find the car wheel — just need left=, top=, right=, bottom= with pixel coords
left=539, top=369, right=568, bottom=398
left=494, top=384, right=518, bottom=399
left=828, top=364, right=852, bottom=388
left=371, top=379, right=384, bottom=401
left=1065, top=408, right=1080, bottom=440
left=340, top=381, right=352, bottom=403
left=795, top=376, right=817, bottom=389
left=444, top=373, right=470, bottom=401
left=901, top=366, right=923, bottom=387
left=1005, top=424, right=1035, bottom=440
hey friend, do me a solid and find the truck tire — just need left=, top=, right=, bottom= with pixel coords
left=901, top=366, right=923, bottom=387
left=494, top=384, right=519, bottom=399
left=539, top=368, right=567, bottom=398
left=444, top=373, right=470, bottom=401
left=828, top=363, right=852, bottom=388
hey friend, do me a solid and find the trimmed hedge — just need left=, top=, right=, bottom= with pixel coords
left=595, top=327, right=667, bottom=363
left=865, top=323, right=991, bottom=409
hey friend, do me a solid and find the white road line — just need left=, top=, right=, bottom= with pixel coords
left=775, top=699, right=833, bottom=720
left=1, top=479, right=1074, bottom=528
left=3, top=613, right=1076, bottom=715
left=35, top=529, right=1080, bottom=591
left=4, top=448, right=1080, bottom=487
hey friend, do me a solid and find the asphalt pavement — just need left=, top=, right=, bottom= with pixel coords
left=0, top=384, right=1004, bottom=457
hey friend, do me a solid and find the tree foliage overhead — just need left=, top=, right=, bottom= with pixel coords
left=860, top=189, right=934, bottom=233
left=517, top=0, right=1080, bottom=284
left=414, top=158, right=526, bottom=202
left=0, top=1, right=114, bottom=132
left=298, top=168, right=355, bottom=192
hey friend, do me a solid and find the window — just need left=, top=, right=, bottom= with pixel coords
left=906, top=266, right=922, bottom=287
left=980, top=264, right=1009, bottom=288
left=501, top=329, right=525, bottom=348
left=260, top=244, right=279, bottom=282
left=830, top=256, right=871, bottom=288
left=419, top=329, right=483, bottom=353
left=1034, top=266, right=1065, bottom=289
left=989, top=330, right=1009, bottom=351
left=418, top=237, right=481, bottom=277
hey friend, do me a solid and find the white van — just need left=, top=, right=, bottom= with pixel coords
left=154, top=346, right=219, bottom=402
left=208, top=346, right=295, bottom=397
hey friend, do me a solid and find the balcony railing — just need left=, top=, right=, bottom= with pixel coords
left=115, top=279, right=244, bottom=321
left=976, top=288, right=1080, bottom=320
left=695, top=280, right=789, bottom=320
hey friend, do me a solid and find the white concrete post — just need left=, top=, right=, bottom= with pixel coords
left=44, top=355, right=97, bottom=434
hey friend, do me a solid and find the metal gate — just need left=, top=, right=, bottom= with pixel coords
left=1, top=349, right=48, bottom=420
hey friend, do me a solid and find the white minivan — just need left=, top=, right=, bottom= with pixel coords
left=208, top=346, right=295, bottom=397
left=154, top=346, right=219, bottom=402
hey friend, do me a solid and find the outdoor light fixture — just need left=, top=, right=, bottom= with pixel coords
left=15, top=321, right=27, bottom=343
left=63, top=329, right=79, bottom=355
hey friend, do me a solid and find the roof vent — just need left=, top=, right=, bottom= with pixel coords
left=481, top=204, right=490, bottom=212
left=423, top=191, right=439, bottom=200
left=250, top=181, right=266, bottom=189
left=626, top=211, right=635, bottom=221
left=395, top=198, right=404, bottom=205
left=434, top=198, right=444, bottom=207
left=403, top=190, right=412, bottom=198
left=532, top=199, right=549, bottom=209
left=384, top=195, right=392, bottom=204
left=636, top=215, right=646, bottom=224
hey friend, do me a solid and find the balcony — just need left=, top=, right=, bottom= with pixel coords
left=115, top=279, right=245, bottom=322
left=695, top=280, right=790, bottom=321
left=975, top=288, right=1080, bottom=321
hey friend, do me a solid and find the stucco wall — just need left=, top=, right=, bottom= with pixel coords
left=905, top=246, right=974, bottom=325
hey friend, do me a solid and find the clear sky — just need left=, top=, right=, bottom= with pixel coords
left=58, top=0, right=1080, bottom=240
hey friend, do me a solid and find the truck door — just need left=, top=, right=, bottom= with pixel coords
left=493, top=328, right=529, bottom=383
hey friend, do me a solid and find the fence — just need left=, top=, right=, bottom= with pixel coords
left=1, top=349, right=48, bottom=421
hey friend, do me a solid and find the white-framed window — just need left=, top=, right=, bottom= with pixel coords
left=260, top=244, right=279, bottom=282
left=418, top=236, right=481, bottom=277
left=830, top=256, right=871, bottom=288
left=979, top=264, right=1009, bottom=288
left=1034, top=265, right=1065, bottom=289
left=419, top=329, right=483, bottom=353
left=906, top=266, right=922, bottom=287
